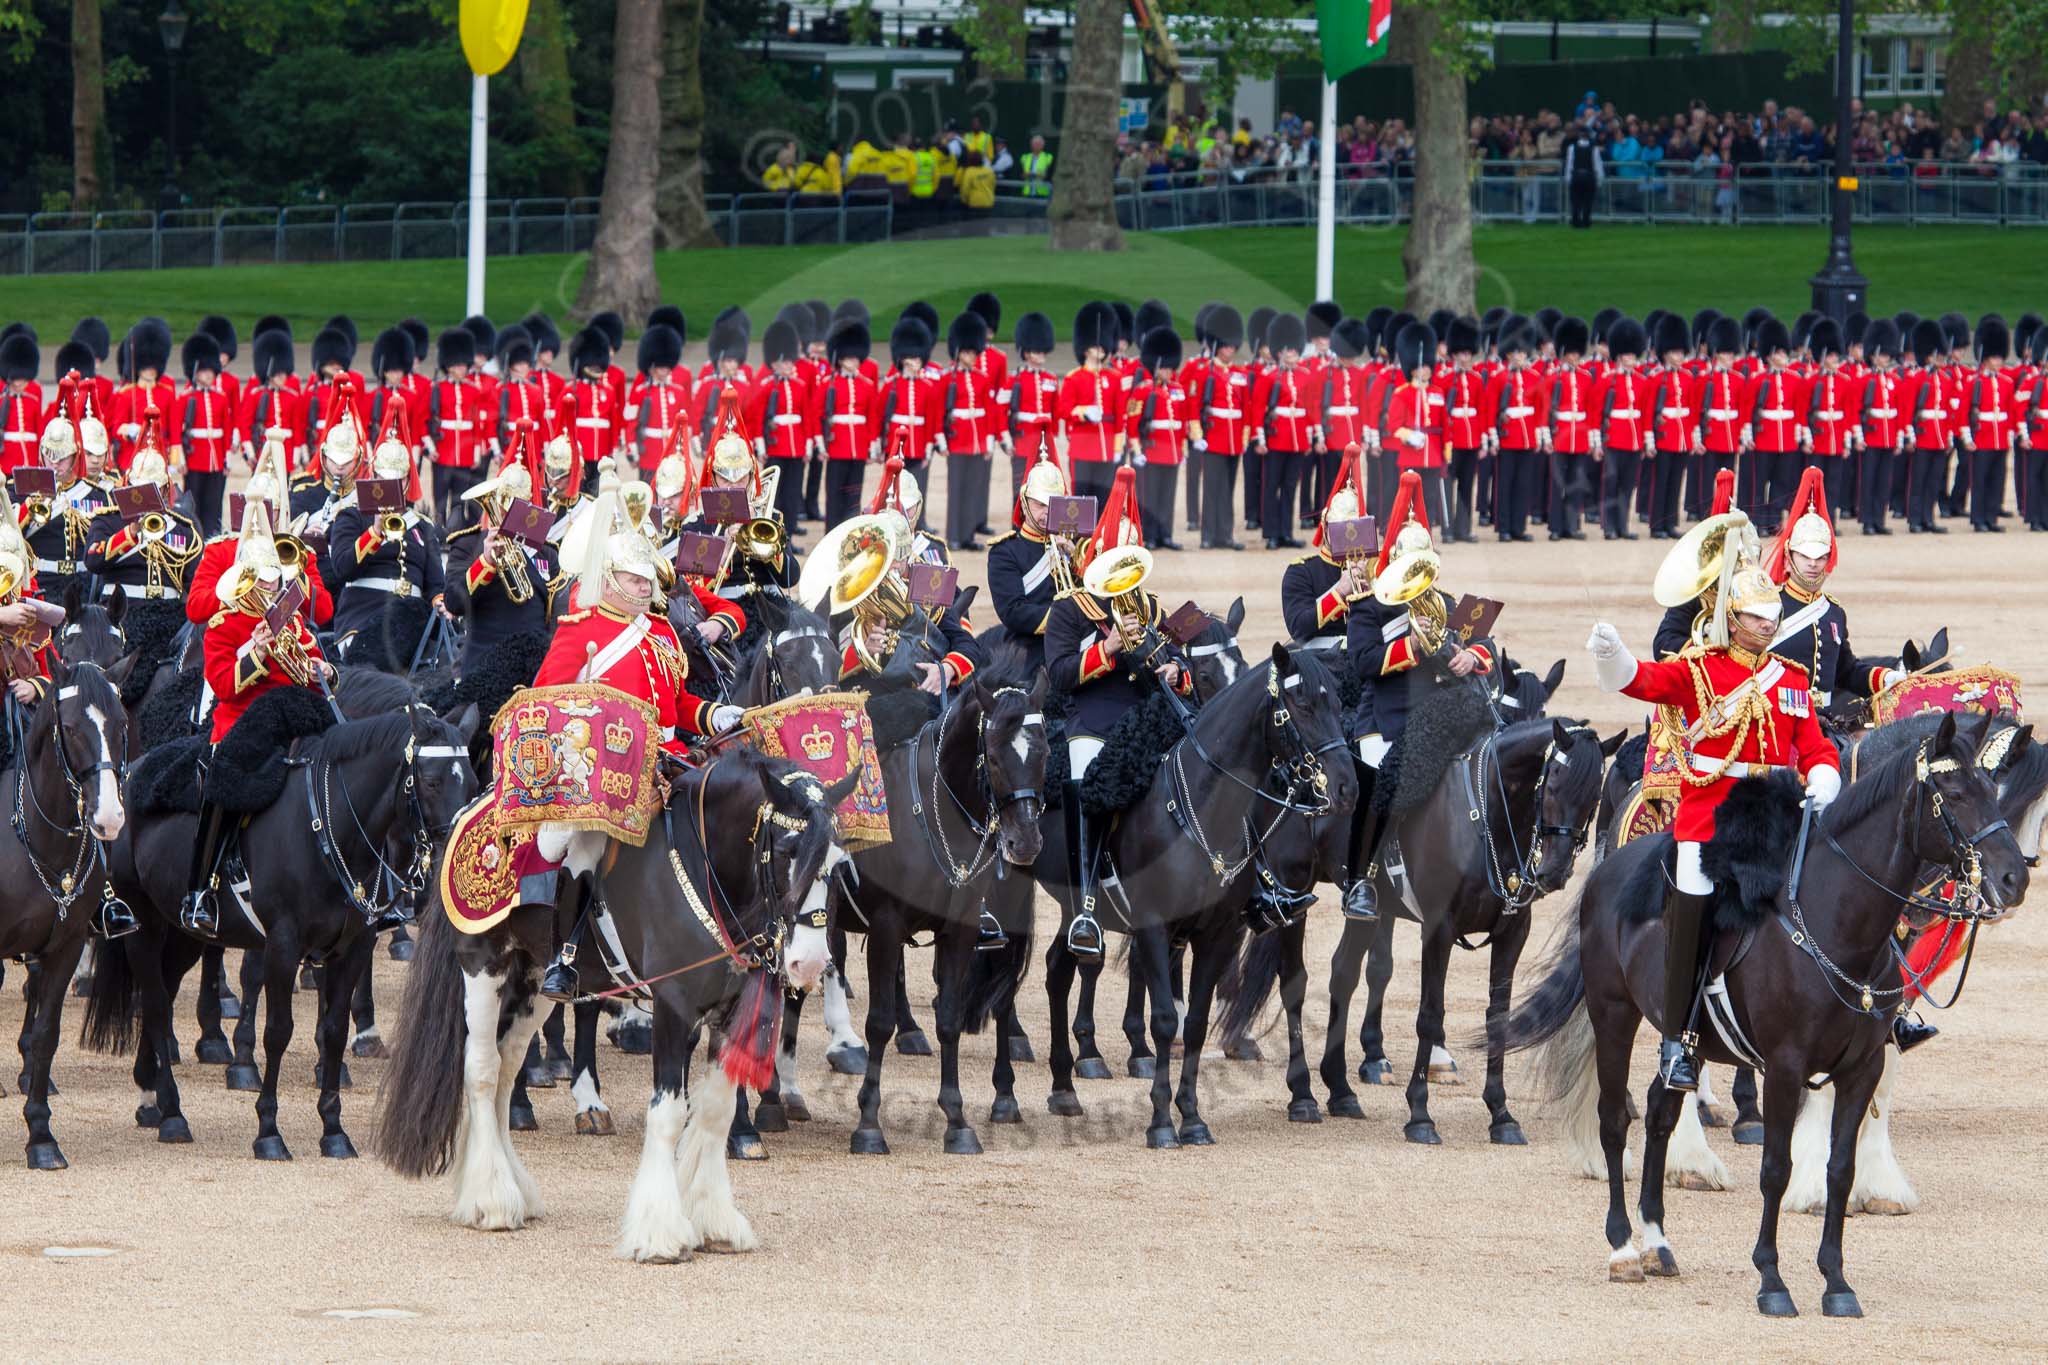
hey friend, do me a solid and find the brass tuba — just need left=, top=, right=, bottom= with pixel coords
left=1081, top=543, right=1167, bottom=668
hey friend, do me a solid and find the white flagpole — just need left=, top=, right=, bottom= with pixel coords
left=466, top=73, right=489, bottom=319
left=1315, top=74, right=1338, bottom=299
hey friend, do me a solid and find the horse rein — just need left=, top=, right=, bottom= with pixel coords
left=305, top=714, right=458, bottom=918
left=1467, top=726, right=1599, bottom=915
left=11, top=661, right=126, bottom=918
left=911, top=684, right=1040, bottom=888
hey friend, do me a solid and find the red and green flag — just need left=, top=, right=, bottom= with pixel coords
left=1319, top=0, right=1392, bottom=81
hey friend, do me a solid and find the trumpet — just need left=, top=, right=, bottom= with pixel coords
left=268, top=619, right=317, bottom=687
left=380, top=510, right=408, bottom=540
left=1046, top=532, right=1087, bottom=599
left=23, top=493, right=51, bottom=530
left=140, top=511, right=169, bottom=541
left=276, top=534, right=306, bottom=580
left=739, top=515, right=786, bottom=563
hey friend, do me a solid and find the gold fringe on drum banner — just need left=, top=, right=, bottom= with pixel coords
left=740, top=691, right=892, bottom=853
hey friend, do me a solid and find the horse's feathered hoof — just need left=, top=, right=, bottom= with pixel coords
left=1177, top=1121, right=1214, bottom=1146
left=319, top=1133, right=358, bottom=1159
left=753, top=1101, right=790, bottom=1133
left=387, top=936, right=415, bottom=963
left=1608, top=1249, right=1644, bottom=1283
left=727, top=1133, right=768, bottom=1161
left=252, top=1135, right=291, bottom=1161
left=1643, top=1246, right=1679, bottom=1277
left=1144, top=1124, right=1179, bottom=1150
left=1427, top=1063, right=1461, bottom=1085
left=1860, top=1197, right=1910, bottom=1216
left=157, top=1116, right=192, bottom=1144
left=943, top=1127, right=983, bottom=1155
left=1489, top=1119, right=1528, bottom=1146
left=1756, top=1289, right=1798, bottom=1317
left=1075, top=1057, right=1113, bottom=1081
left=1007, top=1034, right=1035, bottom=1063
left=1732, top=1120, right=1766, bottom=1146
left=224, top=1064, right=261, bottom=1093
left=508, top=1102, right=537, bottom=1132
left=826, top=1046, right=867, bottom=1076
left=574, top=1109, right=615, bottom=1137
left=25, top=1141, right=66, bottom=1170
left=195, top=1037, right=232, bottom=1065
left=310, top=1063, right=352, bottom=1091
left=547, top=1054, right=574, bottom=1081
left=351, top=1036, right=391, bottom=1061
left=894, top=1030, right=933, bottom=1057
left=849, top=1128, right=889, bottom=1156
left=71, top=975, right=92, bottom=998
left=135, top=1103, right=162, bottom=1129
left=1676, top=1171, right=1723, bottom=1192
left=1358, top=1058, right=1392, bottom=1085
left=1697, top=1102, right=1727, bottom=1128
left=1403, top=1120, right=1442, bottom=1145
left=1288, top=1098, right=1322, bottom=1124
left=1047, top=1090, right=1083, bottom=1118
left=1126, top=1056, right=1155, bottom=1080
left=989, top=1095, right=1022, bottom=1125
left=1821, top=1291, right=1862, bottom=1318
left=1223, top=1037, right=1263, bottom=1062
left=1325, top=1093, right=1366, bottom=1120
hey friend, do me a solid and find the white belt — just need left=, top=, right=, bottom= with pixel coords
left=830, top=414, right=867, bottom=425
left=347, top=576, right=416, bottom=596
left=1272, top=406, right=1306, bottom=418
left=1815, top=410, right=1842, bottom=421
left=4, top=431, right=37, bottom=443
left=1868, top=408, right=1895, bottom=418
left=440, top=419, right=474, bottom=430
left=1326, top=405, right=1358, bottom=416
left=1707, top=408, right=1738, bottom=420
left=34, top=557, right=78, bottom=573
left=1505, top=405, right=1534, bottom=419
left=1149, top=420, right=1182, bottom=431
left=1917, top=409, right=1943, bottom=419
left=186, top=427, right=224, bottom=439
left=1450, top=406, right=1478, bottom=418
left=103, top=581, right=180, bottom=600
left=772, top=414, right=804, bottom=426
left=717, top=586, right=748, bottom=601
left=1555, top=410, right=1584, bottom=421
left=889, top=415, right=925, bottom=426
left=1207, top=408, right=1242, bottom=419
left=952, top=407, right=984, bottom=418
left=641, top=427, right=670, bottom=439
left=1689, top=754, right=1783, bottom=779
left=575, top=417, right=608, bottom=429
left=1761, top=408, right=1793, bottom=420
left=1014, top=413, right=1050, bottom=423
left=1660, top=407, right=1690, bottom=418
left=1609, top=409, right=1640, bottom=419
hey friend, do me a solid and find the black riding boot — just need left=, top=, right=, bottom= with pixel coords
left=1340, top=771, right=1384, bottom=923
left=1658, top=885, right=1713, bottom=1092
left=522, top=863, right=578, bottom=1002
left=1891, top=1013, right=1939, bottom=1052
left=182, top=802, right=229, bottom=938
left=1064, top=782, right=1103, bottom=959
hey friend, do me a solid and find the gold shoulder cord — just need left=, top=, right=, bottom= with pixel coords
left=1677, top=655, right=1777, bottom=787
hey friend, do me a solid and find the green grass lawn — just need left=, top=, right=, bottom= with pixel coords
left=1, top=225, right=2033, bottom=345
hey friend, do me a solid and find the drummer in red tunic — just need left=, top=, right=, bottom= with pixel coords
left=1587, top=516, right=1842, bottom=1091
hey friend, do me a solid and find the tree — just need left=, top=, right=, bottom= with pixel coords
left=516, top=0, right=584, bottom=197
left=656, top=0, right=721, bottom=250
left=1396, top=4, right=1477, bottom=317
left=578, top=0, right=664, bottom=319
left=1047, top=0, right=1123, bottom=251
left=72, top=0, right=105, bottom=210
left=1705, top=0, right=1762, bottom=55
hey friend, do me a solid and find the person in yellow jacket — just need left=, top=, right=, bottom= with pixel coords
left=964, top=117, right=994, bottom=162
left=910, top=139, right=939, bottom=199
left=883, top=135, right=917, bottom=187
left=957, top=152, right=996, bottom=209
left=1021, top=135, right=1053, bottom=196
left=847, top=139, right=886, bottom=181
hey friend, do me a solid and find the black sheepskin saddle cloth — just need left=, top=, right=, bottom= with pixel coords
left=1619, top=771, right=1803, bottom=935
left=1372, top=680, right=1495, bottom=816
left=132, top=686, right=337, bottom=818
left=1079, top=692, right=1186, bottom=818
left=858, top=667, right=942, bottom=752
left=135, top=665, right=203, bottom=753
left=120, top=602, right=191, bottom=707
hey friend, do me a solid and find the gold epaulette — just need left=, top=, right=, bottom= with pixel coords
left=557, top=608, right=593, bottom=625
left=987, top=530, right=1018, bottom=547
left=1073, top=593, right=1109, bottom=624
left=445, top=524, right=481, bottom=542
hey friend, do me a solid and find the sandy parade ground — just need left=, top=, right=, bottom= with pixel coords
left=4, top=446, right=2045, bottom=1363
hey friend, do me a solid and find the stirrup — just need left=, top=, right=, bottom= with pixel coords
left=1340, top=877, right=1379, bottom=923
left=1657, top=1035, right=1700, bottom=1092
left=975, top=908, right=1008, bottom=951
left=97, top=891, right=140, bottom=940
left=540, top=942, right=578, bottom=1002
left=180, top=890, right=220, bottom=939
left=1065, top=912, right=1104, bottom=959
left=366, top=900, right=413, bottom=935
left=1891, top=1014, right=1939, bottom=1053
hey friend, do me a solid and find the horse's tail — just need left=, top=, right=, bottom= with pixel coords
left=962, top=909, right=1034, bottom=1036
left=374, top=904, right=470, bottom=1179
left=79, top=932, right=137, bottom=1055
left=1215, top=926, right=1286, bottom=1044
left=1495, top=902, right=1585, bottom=1064
left=1492, top=906, right=1611, bottom=1179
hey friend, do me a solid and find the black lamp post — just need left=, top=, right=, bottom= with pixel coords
left=158, top=0, right=190, bottom=214
left=1808, top=0, right=1868, bottom=322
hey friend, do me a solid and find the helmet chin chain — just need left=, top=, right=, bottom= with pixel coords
left=603, top=569, right=653, bottom=616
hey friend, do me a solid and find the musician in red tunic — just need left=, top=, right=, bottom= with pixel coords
left=1588, top=530, right=1841, bottom=1091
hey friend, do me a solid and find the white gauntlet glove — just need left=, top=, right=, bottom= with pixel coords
left=711, top=704, right=745, bottom=732
left=1586, top=622, right=1637, bottom=693
left=1804, top=764, right=1841, bottom=812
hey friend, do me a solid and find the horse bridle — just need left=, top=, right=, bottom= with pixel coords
left=306, top=712, right=462, bottom=917
left=1784, top=734, right=2012, bottom=1019
left=1469, top=726, right=1599, bottom=914
left=910, top=684, right=1041, bottom=888
left=10, top=661, right=126, bottom=918
left=661, top=757, right=831, bottom=972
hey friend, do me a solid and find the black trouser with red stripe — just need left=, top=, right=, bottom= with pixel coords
left=1970, top=444, right=2008, bottom=527
left=1906, top=445, right=1947, bottom=528
left=1646, top=447, right=1686, bottom=537
left=1547, top=450, right=1591, bottom=536
left=824, top=457, right=867, bottom=527
left=1448, top=446, right=1480, bottom=540
left=1860, top=445, right=1895, bottom=531
left=1495, top=448, right=1540, bottom=539
left=1261, top=449, right=1305, bottom=544
left=1599, top=447, right=1641, bottom=537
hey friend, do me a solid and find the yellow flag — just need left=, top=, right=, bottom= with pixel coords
left=460, top=0, right=531, bottom=76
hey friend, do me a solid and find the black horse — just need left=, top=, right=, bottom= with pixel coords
left=1503, top=711, right=2027, bottom=1316
left=375, top=748, right=852, bottom=1262
left=0, top=657, right=131, bottom=1168
left=1316, top=717, right=1620, bottom=1142
left=1029, top=646, right=1355, bottom=1146
left=830, top=673, right=1048, bottom=1154
left=88, top=704, right=476, bottom=1160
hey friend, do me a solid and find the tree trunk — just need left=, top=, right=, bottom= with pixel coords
left=577, top=0, right=664, bottom=320
left=72, top=0, right=105, bottom=210
left=1706, top=0, right=1759, bottom=56
left=1398, top=7, right=1474, bottom=318
left=517, top=0, right=585, bottom=197
left=1048, top=0, right=1124, bottom=252
left=656, top=0, right=721, bottom=250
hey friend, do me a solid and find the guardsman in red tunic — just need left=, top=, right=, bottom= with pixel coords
left=1318, top=318, right=1373, bottom=507
left=876, top=316, right=941, bottom=523
left=2022, top=327, right=2048, bottom=531
left=1902, top=319, right=1952, bottom=534
left=1055, top=302, right=1125, bottom=504
left=1486, top=323, right=1545, bottom=542
left=964, top=291, right=1009, bottom=538
left=812, top=319, right=878, bottom=527
left=494, top=331, right=552, bottom=467
left=1801, top=320, right=1858, bottom=519
left=1007, top=311, right=1061, bottom=519
left=1195, top=305, right=1250, bottom=550
left=1742, top=318, right=1805, bottom=534
left=186, top=442, right=335, bottom=631
left=427, top=328, right=491, bottom=526
left=1960, top=315, right=2015, bottom=532
left=237, top=331, right=303, bottom=473
left=303, top=326, right=370, bottom=459
left=111, top=323, right=179, bottom=472
left=1384, top=320, right=1448, bottom=530
left=175, top=333, right=236, bottom=537
left=1543, top=317, right=1595, bottom=540
left=630, top=324, right=691, bottom=484
left=1436, top=318, right=1489, bottom=544
left=694, top=314, right=754, bottom=462
left=1644, top=314, right=1699, bottom=540
left=1589, top=530, right=1840, bottom=1090
left=751, top=318, right=815, bottom=541
left=520, top=312, right=567, bottom=431
left=1249, top=312, right=1314, bottom=551
left=1126, top=326, right=1195, bottom=551
left=1695, top=318, right=1748, bottom=521
left=0, top=331, right=43, bottom=476
left=1594, top=318, right=1652, bottom=541
left=1855, top=320, right=1909, bottom=536
left=938, top=312, right=1000, bottom=551
left=562, top=327, right=622, bottom=494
